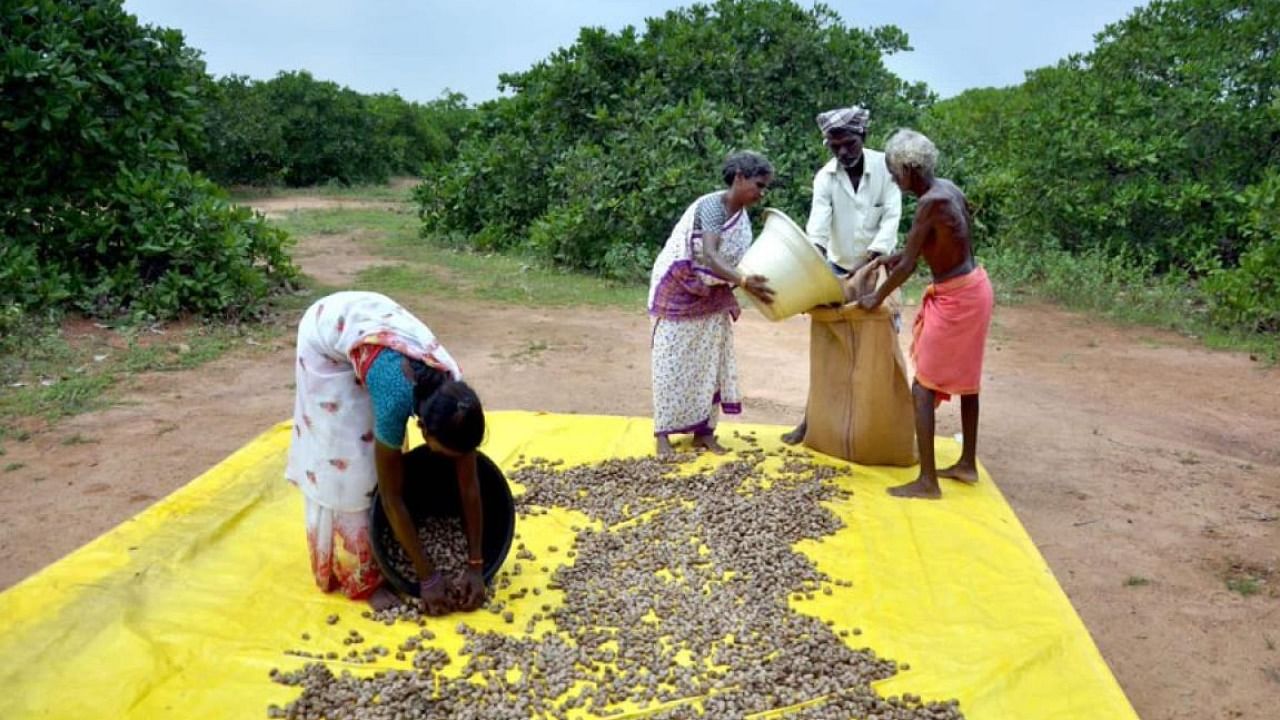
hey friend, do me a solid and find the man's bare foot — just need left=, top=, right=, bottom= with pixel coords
left=692, top=434, right=727, bottom=454
left=781, top=421, right=806, bottom=445
left=888, top=477, right=942, bottom=499
left=367, top=586, right=401, bottom=612
left=656, top=436, right=675, bottom=457
left=938, top=461, right=979, bottom=485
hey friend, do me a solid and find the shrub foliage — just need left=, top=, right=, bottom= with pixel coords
left=194, top=72, right=471, bottom=187
left=1, top=0, right=297, bottom=319
left=415, top=0, right=932, bottom=280
left=924, top=0, right=1280, bottom=333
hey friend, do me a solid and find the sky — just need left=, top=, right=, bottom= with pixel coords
left=124, top=1, right=1148, bottom=104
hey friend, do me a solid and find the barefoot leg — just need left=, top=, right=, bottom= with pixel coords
left=890, top=381, right=942, bottom=498
left=888, top=475, right=942, bottom=499
left=656, top=435, right=675, bottom=457
left=939, top=394, right=980, bottom=484
left=692, top=432, right=727, bottom=454
left=781, top=414, right=807, bottom=445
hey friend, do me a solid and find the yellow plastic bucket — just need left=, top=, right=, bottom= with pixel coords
left=738, top=208, right=845, bottom=321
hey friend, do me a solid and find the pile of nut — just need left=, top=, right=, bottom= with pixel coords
left=269, top=443, right=965, bottom=719
left=379, top=516, right=472, bottom=584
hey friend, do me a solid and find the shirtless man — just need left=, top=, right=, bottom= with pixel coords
left=854, top=129, right=995, bottom=499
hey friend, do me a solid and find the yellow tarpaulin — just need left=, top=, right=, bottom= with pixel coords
left=0, top=412, right=1136, bottom=719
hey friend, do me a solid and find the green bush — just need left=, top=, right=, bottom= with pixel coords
left=1202, top=171, right=1280, bottom=333
left=0, top=0, right=297, bottom=319
left=370, top=90, right=470, bottom=176
left=926, top=0, right=1280, bottom=341
left=195, top=73, right=473, bottom=187
left=194, top=75, right=289, bottom=186
left=417, top=0, right=932, bottom=276
left=262, top=71, right=391, bottom=186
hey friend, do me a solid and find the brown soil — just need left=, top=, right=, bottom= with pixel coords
left=249, top=197, right=404, bottom=219
left=1, top=196, right=1277, bottom=720
left=289, top=229, right=396, bottom=286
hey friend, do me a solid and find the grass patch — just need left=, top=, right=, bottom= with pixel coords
left=1123, top=575, right=1151, bottom=587
left=0, top=373, right=115, bottom=430
left=0, top=288, right=322, bottom=442
left=1226, top=576, right=1263, bottom=597
left=4, top=462, right=25, bottom=473
left=272, top=206, right=416, bottom=237
left=61, top=433, right=99, bottom=446
left=982, top=243, right=1279, bottom=362
left=118, top=333, right=237, bottom=374
left=1222, top=559, right=1272, bottom=598
left=278, top=205, right=647, bottom=309
left=229, top=180, right=416, bottom=204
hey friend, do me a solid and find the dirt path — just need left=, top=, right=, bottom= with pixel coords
left=1, top=197, right=1276, bottom=719
left=245, top=197, right=404, bottom=220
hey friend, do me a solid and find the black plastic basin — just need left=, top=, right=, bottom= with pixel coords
left=369, top=446, right=515, bottom=597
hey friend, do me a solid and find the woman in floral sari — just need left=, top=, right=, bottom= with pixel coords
left=286, top=291, right=487, bottom=615
left=647, top=151, right=776, bottom=456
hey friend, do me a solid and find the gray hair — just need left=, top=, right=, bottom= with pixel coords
left=721, top=151, right=774, bottom=185
left=884, top=129, right=939, bottom=176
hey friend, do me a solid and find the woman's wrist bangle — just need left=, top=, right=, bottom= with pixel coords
left=467, top=558, right=484, bottom=569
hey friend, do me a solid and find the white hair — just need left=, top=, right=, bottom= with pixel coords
left=884, top=129, right=938, bottom=176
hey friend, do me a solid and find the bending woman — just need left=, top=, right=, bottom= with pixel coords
left=286, top=291, right=486, bottom=615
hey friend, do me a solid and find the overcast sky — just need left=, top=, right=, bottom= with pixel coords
left=124, top=0, right=1147, bottom=103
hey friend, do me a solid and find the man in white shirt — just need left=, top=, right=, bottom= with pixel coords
left=783, top=105, right=902, bottom=445
left=806, top=105, right=902, bottom=274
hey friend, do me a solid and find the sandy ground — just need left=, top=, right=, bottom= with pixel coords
left=243, top=196, right=405, bottom=220
left=1, top=196, right=1277, bottom=719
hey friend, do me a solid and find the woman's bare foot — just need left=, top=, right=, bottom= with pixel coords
left=367, top=586, right=401, bottom=612
left=781, top=420, right=807, bottom=445
left=888, top=477, right=942, bottom=499
left=692, top=433, right=727, bottom=454
left=938, top=461, right=979, bottom=485
left=656, top=436, right=675, bottom=457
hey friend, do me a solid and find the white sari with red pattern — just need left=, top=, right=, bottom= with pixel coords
left=286, top=291, right=461, bottom=598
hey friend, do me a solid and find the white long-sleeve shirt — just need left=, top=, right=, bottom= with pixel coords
left=805, top=150, right=902, bottom=270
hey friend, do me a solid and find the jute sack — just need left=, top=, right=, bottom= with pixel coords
left=803, top=266, right=917, bottom=466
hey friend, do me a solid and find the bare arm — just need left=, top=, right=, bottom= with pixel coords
left=452, top=451, right=487, bottom=610
left=375, top=442, right=433, bottom=580
left=701, top=232, right=775, bottom=303
left=861, top=197, right=934, bottom=310
left=697, top=231, right=745, bottom=286
left=455, top=451, right=483, bottom=567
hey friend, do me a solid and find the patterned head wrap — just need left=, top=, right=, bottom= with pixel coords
left=816, top=106, right=870, bottom=136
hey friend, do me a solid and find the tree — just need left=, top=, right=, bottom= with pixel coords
left=416, top=0, right=931, bottom=279
left=0, top=0, right=296, bottom=319
left=193, top=74, right=474, bottom=187
left=925, top=0, right=1280, bottom=334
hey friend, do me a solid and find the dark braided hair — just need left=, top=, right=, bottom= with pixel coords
left=410, top=362, right=485, bottom=454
